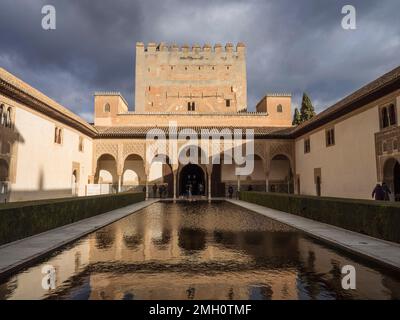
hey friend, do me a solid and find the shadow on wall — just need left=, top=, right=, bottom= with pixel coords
left=0, top=109, right=25, bottom=203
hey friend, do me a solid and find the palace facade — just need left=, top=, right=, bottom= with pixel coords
left=0, top=42, right=399, bottom=203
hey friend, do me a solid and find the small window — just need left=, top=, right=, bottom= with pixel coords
left=226, top=66, right=230, bottom=70
left=185, top=66, right=188, bottom=71
left=0, top=104, right=4, bottom=126
left=326, top=128, right=335, bottom=147
left=54, top=127, right=63, bottom=145
left=187, top=102, right=195, bottom=111
left=226, top=99, right=231, bottom=107
left=79, top=136, right=84, bottom=152
left=6, top=107, right=12, bottom=128
left=381, top=107, right=389, bottom=128
left=104, top=103, right=111, bottom=113
left=389, top=104, right=397, bottom=126
left=304, top=138, right=311, bottom=153
left=171, top=66, right=174, bottom=70
left=277, top=104, right=283, bottom=113
left=148, top=86, right=151, bottom=91
left=212, top=66, right=215, bottom=70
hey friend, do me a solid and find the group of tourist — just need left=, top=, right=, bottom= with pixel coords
left=371, top=182, right=392, bottom=201
left=152, top=183, right=168, bottom=198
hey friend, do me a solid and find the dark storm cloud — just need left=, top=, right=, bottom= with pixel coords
left=0, top=0, right=399, bottom=121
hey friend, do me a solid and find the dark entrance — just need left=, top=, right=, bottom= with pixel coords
left=179, top=164, right=205, bottom=196
left=395, top=161, right=400, bottom=201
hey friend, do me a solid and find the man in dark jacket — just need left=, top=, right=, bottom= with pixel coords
left=372, top=184, right=385, bottom=200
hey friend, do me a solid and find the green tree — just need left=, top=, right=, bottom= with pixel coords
left=300, top=93, right=316, bottom=122
left=292, top=108, right=301, bottom=125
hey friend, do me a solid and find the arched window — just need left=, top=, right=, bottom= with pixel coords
left=104, top=103, right=111, bottom=113
left=6, top=107, right=12, bottom=128
left=54, top=127, right=63, bottom=144
left=277, top=104, right=283, bottom=113
left=0, top=104, right=4, bottom=126
left=389, top=104, right=397, bottom=126
left=382, top=107, right=389, bottom=128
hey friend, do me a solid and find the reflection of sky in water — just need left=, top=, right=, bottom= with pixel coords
left=1, top=201, right=400, bottom=300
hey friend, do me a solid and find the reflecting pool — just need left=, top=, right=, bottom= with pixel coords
left=1, top=201, right=400, bottom=300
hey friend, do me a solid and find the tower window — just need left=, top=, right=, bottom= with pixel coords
left=277, top=104, right=283, bottom=112
left=226, top=99, right=231, bottom=107
left=104, top=103, right=111, bottom=113
left=187, top=102, right=195, bottom=111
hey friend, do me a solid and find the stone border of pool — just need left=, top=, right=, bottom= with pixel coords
left=0, top=199, right=159, bottom=280
left=227, top=199, right=400, bottom=272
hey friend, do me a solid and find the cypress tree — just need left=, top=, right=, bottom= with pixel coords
left=292, top=108, right=301, bottom=125
left=300, top=93, right=316, bottom=122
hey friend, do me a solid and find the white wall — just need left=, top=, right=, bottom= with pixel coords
left=10, top=104, right=93, bottom=201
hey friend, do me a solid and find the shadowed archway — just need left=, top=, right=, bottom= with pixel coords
left=179, top=164, right=205, bottom=196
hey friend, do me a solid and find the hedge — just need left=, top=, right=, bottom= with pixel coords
left=0, top=192, right=145, bottom=245
left=239, top=191, right=400, bottom=243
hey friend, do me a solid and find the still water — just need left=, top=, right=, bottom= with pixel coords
left=1, top=201, right=400, bottom=300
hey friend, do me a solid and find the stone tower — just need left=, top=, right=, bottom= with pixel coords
left=134, top=42, right=247, bottom=113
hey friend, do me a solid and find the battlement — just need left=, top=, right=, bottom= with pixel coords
left=136, top=42, right=246, bottom=53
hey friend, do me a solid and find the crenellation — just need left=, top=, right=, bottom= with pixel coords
left=134, top=41, right=247, bottom=113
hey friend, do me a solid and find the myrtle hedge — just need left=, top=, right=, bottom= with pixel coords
left=239, top=191, right=400, bottom=243
left=0, top=192, right=145, bottom=245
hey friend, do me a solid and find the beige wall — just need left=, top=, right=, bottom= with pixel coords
left=1, top=95, right=94, bottom=202
left=295, top=91, right=400, bottom=199
left=256, top=95, right=292, bottom=126
left=135, top=42, right=247, bottom=113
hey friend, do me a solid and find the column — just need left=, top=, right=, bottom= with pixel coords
left=145, top=175, right=149, bottom=200
left=208, top=173, right=212, bottom=201
left=237, top=175, right=241, bottom=199
left=265, top=175, right=269, bottom=192
left=173, top=172, right=177, bottom=201
left=118, top=175, right=122, bottom=193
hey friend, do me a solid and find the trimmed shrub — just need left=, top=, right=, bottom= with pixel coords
left=239, top=191, right=400, bottom=243
left=0, top=192, right=145, bottom=245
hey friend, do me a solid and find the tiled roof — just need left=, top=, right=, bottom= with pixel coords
left=95, top=126, right=294, bottom=138
left=0, top=68, right=97, bottom=136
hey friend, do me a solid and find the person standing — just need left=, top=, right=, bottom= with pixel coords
left=228, top=185, right=233, bottom=199
left=372, top=184, right=385, bottom=201
left=382, top=182, right=392, bottom=201
left=152, top=183, right=157, bottom=198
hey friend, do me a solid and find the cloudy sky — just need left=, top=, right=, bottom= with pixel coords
left=1, top=0, right=399, bottom=122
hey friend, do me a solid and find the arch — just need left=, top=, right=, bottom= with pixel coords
left=104, top=103, right=111, bottom=113
left=95, top=153, right=118, bottom=185
left=277, top=104, right=283, bottom=112
left=148, top=154, right=173, bottom=197
left=122, top=153, right=145, bottom=191
left=269, top=154, right=293, bottom=193
left=178, top=163, right=206, bottom=196
left=383, top=157, right=400, bottom=201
